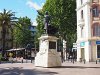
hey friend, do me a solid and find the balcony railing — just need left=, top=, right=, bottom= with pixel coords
left=92, top=0, right=99, bottom=3
left=93, top=17, right=100, bottom=20
left=78, top=19, right=84, bottom=23
left=78, top=19, right=85, bottom=25
left=92, top=17, right=100, bottom=23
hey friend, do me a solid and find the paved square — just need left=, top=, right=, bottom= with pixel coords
left=0, top=62, right=100, bottom=75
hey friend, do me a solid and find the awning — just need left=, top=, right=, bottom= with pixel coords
left=6, top=48, right=25, bottom=51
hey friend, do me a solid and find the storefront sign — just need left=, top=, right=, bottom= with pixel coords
left=96, top=41, right=100, bottom=45
left=80, top=42, right=85, bottom=47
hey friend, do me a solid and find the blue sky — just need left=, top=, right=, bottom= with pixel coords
left=0, top=0, right=46, bottom=26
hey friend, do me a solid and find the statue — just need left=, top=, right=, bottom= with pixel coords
left=44, top=11, right=50, bottom=34
left=44, top=11, right=58, bottom=35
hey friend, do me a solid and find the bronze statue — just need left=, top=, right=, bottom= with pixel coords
left=44, top=11, right=58, bottom=35
left=44, top=11, right=50, bottom=34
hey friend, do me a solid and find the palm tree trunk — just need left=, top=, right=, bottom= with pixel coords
left=2, top=24, right=6, bottom=57
left=11, top=29, right=13, bottom=49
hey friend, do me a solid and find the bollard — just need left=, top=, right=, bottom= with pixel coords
left=73, top=58, right=74, bottom=64
left=61, top=57, right=63, bottom=63
left=96, top=60, right=97, bottom=64
left=83, top=59, right=86, bottom=64
left=11, top=60, right=13, bottom=64
left=71, top=58, right=72, bottom=62
left=31, top=59, right=32, bottom=63
left=22, top=59, right=23, bottom=63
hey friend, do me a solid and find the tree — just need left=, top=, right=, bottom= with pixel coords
left=13, top=16, right=33, bottom=48
left=36, top=0, right=76, bottom=49
left=0, top=9, right=17, bottom=56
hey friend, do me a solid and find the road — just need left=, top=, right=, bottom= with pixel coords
left=0, top=63, right=56, bottom=75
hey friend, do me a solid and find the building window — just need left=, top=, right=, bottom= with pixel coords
left=97, top=45, right=100, bottom=58
left=92, top=6, right=99, bottom=17
left=93, top=24, right=100, bottom=36
left=81, top=10, right=83, bottom=19
left=81, top=26, right=84, bottom=38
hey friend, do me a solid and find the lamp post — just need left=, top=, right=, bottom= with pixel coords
left=58, top=33, right=63, bottom=63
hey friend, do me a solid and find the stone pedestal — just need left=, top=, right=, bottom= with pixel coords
left=35, top=35, right=61, bottom=67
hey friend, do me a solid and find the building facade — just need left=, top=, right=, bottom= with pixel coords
left=29, top=25, right=36, bottom=36
left=76, top=0, right=100, bottom=62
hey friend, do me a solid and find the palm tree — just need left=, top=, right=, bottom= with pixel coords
left=0, top=9, right=17, bottom=57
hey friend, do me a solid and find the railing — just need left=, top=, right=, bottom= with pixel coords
left=92, top=0, right=99, bottom=3
left=78, top=19, right=85, bottom=26
left=78, top=19, right=84, bottom=23
left=93, top=17, right=100, bottom=21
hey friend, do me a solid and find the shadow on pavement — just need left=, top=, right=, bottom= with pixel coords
left=0, top=67, right=58, bottom=75
left=48, top=66, right=100, bottom=69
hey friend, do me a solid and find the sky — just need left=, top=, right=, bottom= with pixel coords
left=0, top=0, right=46, bottom=26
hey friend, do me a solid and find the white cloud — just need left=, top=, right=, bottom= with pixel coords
left=32, top=21, right=37, bottom=26
left=42, top=2, right=44, bottom=6
left=26, top=1, right=42, bottom=10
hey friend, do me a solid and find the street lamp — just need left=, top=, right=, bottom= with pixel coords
left=58, top=32, right=64, bottom=62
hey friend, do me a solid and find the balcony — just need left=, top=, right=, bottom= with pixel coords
left=92, top=0, right=100, bottom=5
left=92, top=0, right=99, bottom=3
left=78, top=19, right=85, bottom=26
left=92, top=17, right=100, bottom=23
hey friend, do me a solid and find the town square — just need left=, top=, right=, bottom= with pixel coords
left=0, top=0, right=100, bottom=75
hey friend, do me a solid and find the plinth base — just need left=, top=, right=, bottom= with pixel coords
left=35, top=50, right=61, bottom=67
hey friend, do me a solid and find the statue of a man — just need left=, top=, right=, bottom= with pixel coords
left=44, top=11, right=50, bottom=34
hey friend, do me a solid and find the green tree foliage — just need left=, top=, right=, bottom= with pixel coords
left=13, top=17, right=33, bottom=48
left=0, top=9, right=17, bottom=56
left=36, top=0, right=76, bottom=49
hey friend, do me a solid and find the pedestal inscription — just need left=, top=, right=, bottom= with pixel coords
left=49, top=41, right=56, bottom=49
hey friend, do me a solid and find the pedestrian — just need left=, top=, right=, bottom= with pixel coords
left=66, top=52, right=69, bottom=61
left=9, top=52, right=13, bottom=63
